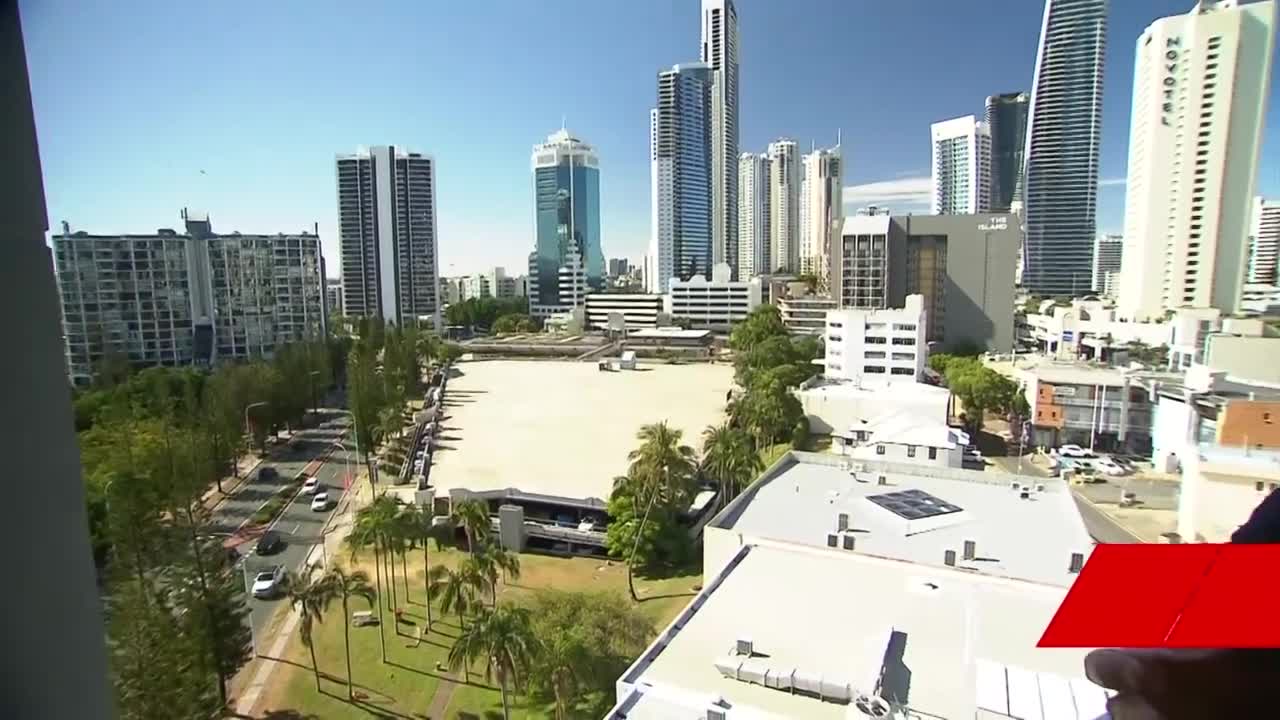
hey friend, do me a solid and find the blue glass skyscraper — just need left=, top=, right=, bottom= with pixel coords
left=529, top=129, right=602, bottom=313
left=648, top=62, right=712, bottom=293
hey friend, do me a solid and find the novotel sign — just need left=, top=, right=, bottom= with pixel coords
left=1162, top=36, right=1181, bottom=126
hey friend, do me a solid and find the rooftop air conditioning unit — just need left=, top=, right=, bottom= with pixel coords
left=1011, top=481, right=1021, bottom=491
left=855, top=694, right=892, bottom=718
left=877, top=474, right=888, bottom=486
left=735, top=637, right=753, bottom=656
left=707, top=708, right=727, bottom=720
left=963, top=539, right=976, bottom=561
left=1020, top=490, right=1031, bottom=500
left=827, top=532, right=839, bottom=548
left=842, top=534, right=856, bottom=551
left=944, top=549, right=957, bottom=567
left=837, top=512, right=850, bottom=531
left=1069, top=552, right=1085, bottom=574
left=1035, top=483, right=1046, bottom=493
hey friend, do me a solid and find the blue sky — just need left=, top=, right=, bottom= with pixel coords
left=22, top=0, right=1280, bottom=278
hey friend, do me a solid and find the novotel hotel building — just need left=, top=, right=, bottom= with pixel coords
left=1117, top=0, right=1276, bottom=321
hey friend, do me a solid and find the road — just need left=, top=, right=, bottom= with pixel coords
left=988, top=454, right=1155, bottom=543
left=215, top=411, right=358, bottom=644
left=1071, top=493, right=1143, bottom=543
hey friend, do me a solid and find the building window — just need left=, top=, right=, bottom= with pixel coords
left=876, top=444, right=885, bottom=456
left=890, top=367, right=915, bottom=375
left=892, top=337, right=916, bottom=346
left=866, top=336, right=887, bottom=344
left=928, top=447, right=938, bottom=460
left=864, top=365, right=886, bottom=374
left=907, top=445, right=916, bottom=458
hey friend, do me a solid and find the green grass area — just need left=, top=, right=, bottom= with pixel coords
left=258, top=545, right=701, bottom=719
left=759, top=442, right=791, bottom=468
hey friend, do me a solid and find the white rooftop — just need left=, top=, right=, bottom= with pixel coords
left=851, top=411, right=969, bottom=449
left=841, top=213, right=892, bottom=236
left=715, top=454, right=1094, bottom=587
left=1026, top=361, right=1130, bottom=387
left=612, top=543, right=1107, bottom=720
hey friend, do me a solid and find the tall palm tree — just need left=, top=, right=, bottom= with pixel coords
left=537, top=633, right=584, bottom=720
left=347, top=498, right=399, bottom=662
left=287, top=571, right=335, bottom=693
left=428, top=564, right=481, bottom=636
left=401, top=504, right=443, bottom=629
left=451, top=498, right=491, bottom=554
left=448, top=605, right=538, bottom=720
left=324, top=567, right=376, bottom=701
left=471, top=544, right=521, bottom=606
left=622, top=422, right=696, bottom=601
left=701, top=422, right=764, bottom=509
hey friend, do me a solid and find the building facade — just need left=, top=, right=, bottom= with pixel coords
left=830, top=213, right=1019, bottom=353
left=1117, top=0, right=1276, bottom=321
left=930, top=115, right=991, bottom=215
left=777, top=295, right=838, bottom=335
left=531, top=128, right=603, bottom=316
left=822, top=295, right=927, bottom=385
left=649, top=63, right=713, bottom=293
left=583, top=293, right=664, bottom=331
left=1092, top=233, right=1124, bottom=297
left=326, top=277, right=343, bottom=318
left=335, top=145, right=439, bottom=327
left=736, top=152, right=770, bottom=279
left=608, top=257, right=630, bottom=278
left=701, top=0, right=740, bottom=278
left=665, top=262, right=762, bottom=331
left=767, top=139, right=800, bottom=274
left=798, top=142, right=843, bottom=286
left=1021, top=0, right=1108, bottom=296
left=1249, top=196, right=1280, bottom=284
left=53, top=214, right=326, bottom=386
left=1021, top=363, right=1154, bottom=453
left=986, top=91, right=1030, bottom=213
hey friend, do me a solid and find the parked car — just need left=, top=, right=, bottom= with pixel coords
left=301, top=476, right=320, bottom=495
left=1096, top=458, right=1128, bottom=476
left=251, top=566, right=286, bottom=598
left=258, top=466, right=279, bottom=482
left=255, top=530, right=283, bottom=555
left=311, top=492, right=331, bottom=512
left=1057, top=444, right=1093, bottom=458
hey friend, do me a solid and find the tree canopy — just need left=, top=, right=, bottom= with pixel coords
left=928, top=353, right=1024, bottom=430
left=444, top=296, right=529, bottom=330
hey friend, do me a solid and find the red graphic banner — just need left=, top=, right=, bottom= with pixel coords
left=1039, top=544, right=1280, bottom=648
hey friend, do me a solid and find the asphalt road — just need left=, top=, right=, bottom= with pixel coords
left=216, top=411, right=358, bottom=644
left=1072, top=493, right=1143, bottom=543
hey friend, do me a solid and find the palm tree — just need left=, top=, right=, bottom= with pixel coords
left=451, top=498, right=491, bottom=554
left=287, top=571, right=335, bottom=693
left=701, top=422, right=764, bottom=509
left=622, top=422, right=696, bottom=601
left=324, top=567, right=376, bottom=701
left=428, top=564, right=481, bottom=637
left=468, top=545, right=521, bottom=607
left=448, top=605, right=538, bottom=720
left=401, top=504, right=444, bottom=629
left=536, top=634, right=583, bottom=720
left=347, top=498, right=400, bottom=662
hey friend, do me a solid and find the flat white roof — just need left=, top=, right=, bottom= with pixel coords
left=841, top=213, right=892, bottom=236
left=430, top=360, right=732, bottom=502
left=1028, top=362, right=1130, bottom=387
left=629, top=327, right=712, bottom=339
left=717, top=455, right=1094, bottom=587
left=615, top=543, right=1106, bottom=720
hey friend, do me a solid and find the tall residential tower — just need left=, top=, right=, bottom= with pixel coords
left=1117, top=0, right=1276, bottom=320
left=768, top=138, right=800, bottom=274
left=985, top=92, right=1030, bottom=213
left=530, top=128, right=603, bottom=316
left=1021, top=0, right=1108, bottom=296
left=336, top=146, right=440, bottom=326
left=648, top=63, right=713, bottom=293
left=1250, top=197, right=1280, bottom=285
left=930, top=116, right=991, bottom=215
left=799, top=141, right=843, bottom=285
left=737, top=152, right=771, bottom=279
left=701, top=0, right=740, bottom=278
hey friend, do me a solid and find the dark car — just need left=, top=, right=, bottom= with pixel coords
left=255, top=530, right=283, bottom=555
left=258, top=466, right=278, bottom=482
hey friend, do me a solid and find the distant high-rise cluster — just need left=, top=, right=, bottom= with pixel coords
left=336, top=145, right=440, bottom=327
left=529, top=128, right=604, bottom=315
left=1117, top=0, right=1275, bottom=320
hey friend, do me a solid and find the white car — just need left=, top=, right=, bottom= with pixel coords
left=1096, top=458, right=1128, bottom=476
left=301, top=476, right=320, bottom=495
left=1057, top=444, right=1093, bottom=458
left=251, top=566, right=285, bottom=598
left=310, top=492, right=330, bottom=512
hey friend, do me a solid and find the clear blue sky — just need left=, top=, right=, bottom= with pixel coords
left=22, top=0, right=1280, bottom=278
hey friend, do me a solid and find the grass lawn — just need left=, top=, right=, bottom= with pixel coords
left=254, top=544, right=701, bottom=719
left=759, top=442, right=791, bottom=468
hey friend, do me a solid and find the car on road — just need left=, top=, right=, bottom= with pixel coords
left=1057, top=444, right=1094, bottom=458
left=1096, top=458, right=1129, bottom=476
left=255, top=530, right=283, bottom=555
left=311, top=492, right=330, bottom=512
left=301, top=476, right=320, bottom=494
left=251, top=566, right=286, bottom=598
left=258, top=466, right=279, bottom=482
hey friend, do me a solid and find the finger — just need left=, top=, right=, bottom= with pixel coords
left=1085, top=649, right=1147, bottom=692
left=1105, top=692, right=1166, bottom=720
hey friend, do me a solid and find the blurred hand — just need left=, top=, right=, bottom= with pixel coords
left=1085, top=648, right=1280, bottom=719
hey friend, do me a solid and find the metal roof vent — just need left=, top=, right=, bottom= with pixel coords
left=1069, top=552, right=1085, bottom=574
left=707, top=707, right=727, bottom=720
left=735, top=637, right=753, bottom=656
left=842, top=534, right=856, bottom=551
left=1020, top=490, right=1031, bottom=500
left=877, top=474, right=888, bottom=486
left=1011, top=481, right=1021, bottom=492
left=1035, top=483, right=1046, bottom=493
left=944, top=549, right=957, bottom=567
left=827, top=532, right=839, bottom=548
left=855, top=694, right=892, bottom=718
left=963, top=539, right=976, bottom=561
left=837, top=512, right=850, bottom=531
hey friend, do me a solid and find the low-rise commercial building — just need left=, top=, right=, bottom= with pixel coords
left=777, top=295, right=837, bottom=335
left=583, top=292, right=664, bottom=331
left=821, top=295, right=926, bottom=385
left=664, top=262, right=762, bottom=332
left=798, top=375, right=951, bottom=436
left=53, top=213, right=326, bottom=385
left=834, top=412, right=969, bottom=468
left=1019, top=362, right=1155, bottom=453
left=609, top=452, right=1101, bottom=719
left=830, top=212, right=1019, bottom=352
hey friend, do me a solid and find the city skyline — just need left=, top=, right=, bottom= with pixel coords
left=23, top=0, right=1280, bottom=278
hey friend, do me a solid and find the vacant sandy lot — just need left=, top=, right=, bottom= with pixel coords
left=431, top=360, right=734, bottom=502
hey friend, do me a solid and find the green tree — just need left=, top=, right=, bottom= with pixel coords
left=429, top=563, right=483, bottom=633
left=492, top=313, right=538, bottom=334
left=700, top=423, right=763, bottom=508
left=451, top=498, right=492, bottom=554
left=471, top=543, right=522, bottom=606
left=401, top=504, right=445, bottom=629
left=324, top=567, right=377, bottom=700
left=288, top=571, right=336, bottom=693
left=448, top=605, right=539, bottom=720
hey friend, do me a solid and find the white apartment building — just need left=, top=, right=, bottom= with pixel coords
left=822, top=294, right=927, bottom=385
left=702, top=0, right=740, bottom=277
left=53, top=215, right=326, bottom=385
left=583, top=293, right=664, bottom=331
left=460, top=267, right=524, bottom=301
left=1249, top=196, right=1280, bottom=283
left=798, top=141, right=843, bottom=285
left=335, top=145, right=440, bottom=327
left=930, top=115, right=991, bottom=215
left=767, top=139, right=800, bottom=274
left=1092, top=233, right=1124, bottom=297
left=736, top=152, right=770, bottom=279
left=1117, top=0, right=1276, bottom=321
left=777, top=295, right=837, bottom=335
left=664, top=262, right=762, bottom=331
